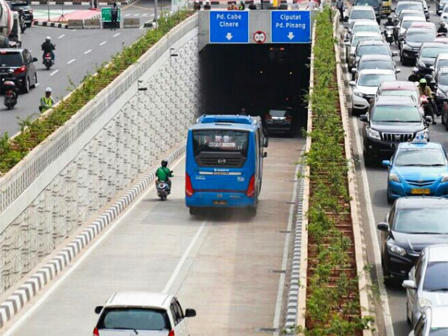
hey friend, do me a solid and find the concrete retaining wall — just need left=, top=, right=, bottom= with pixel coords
left=0, top=15, right=200, bottom=295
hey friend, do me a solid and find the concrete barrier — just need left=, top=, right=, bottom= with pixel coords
left=123, top=17, right=140, bottom=28
left=84, top=18, right=101, bottom=28
left=67, top=19, right=83, bottom=28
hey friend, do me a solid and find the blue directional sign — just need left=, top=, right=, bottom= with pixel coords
left=210, top=11, right=249, bottom=43
left=271, top=11, right=311, bottom=43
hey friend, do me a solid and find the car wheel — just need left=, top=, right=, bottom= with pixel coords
left=247, top=206, right=257, bottom=217
left=31, top=73, right=37, bottom=88
left=387, top=189, right=394, bottom=205
left=382, top=258, right=392, bottom=287
left=22, top=77, right=30, bottom=93
left=406, top=302, right=412, bottom=325
left=364, top=152, right=375, bottom=167
left=189, top=207, right=198, bottom=216
left=351, top=107, right=359, bottom=117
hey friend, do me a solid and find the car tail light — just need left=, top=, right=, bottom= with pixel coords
left=92, top=327, right=99, bottom=336
left=185, top=173, right=194, bottom=197
left=264, top=114, right=272, bottom=120
left=285, top=115, right=293, bottom=121
left=14, top=66, right=26, bottom=74
left=29, top=9, right=33, bottom=13
left=246, top=175, right=255, bottom=197
left=168, top=331, right=175, bottom=336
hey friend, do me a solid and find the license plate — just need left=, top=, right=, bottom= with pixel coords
left=411, top=188, right=430, bottom=195
left=213, top=200, right=227, bottom=205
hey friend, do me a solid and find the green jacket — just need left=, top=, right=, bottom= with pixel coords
left=156, top=167, right=173, bottom=181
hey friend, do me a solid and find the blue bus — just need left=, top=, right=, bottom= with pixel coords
left=185, top=115, right=268, bottom=216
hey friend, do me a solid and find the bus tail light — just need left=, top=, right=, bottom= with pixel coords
left=246, top=175, right=255, bottom=197
left=92, top=328, right=99, bottom=336
left=186, top=173, right=194, bottom=197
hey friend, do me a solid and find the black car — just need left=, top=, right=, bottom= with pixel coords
left=416, top=42, right=448, bottom=75
left=8, top=1, right=33, bottom=27
left=400, top=27, right=436, bottom=65
left=0, top=49, right=37, bottom=93
left=378, top=197, right=448, bottom=285
left=352, top=54, right=399, bottom=79
left=263, top=108, right=295, bottom=136
left=360, top=95, right=431, bottom=165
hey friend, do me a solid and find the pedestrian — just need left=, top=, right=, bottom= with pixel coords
left=305, top=0, right=316, bottom=10
left=194, top=0, right=202, bottom=10
left=335, top=0, right=344, bottom=20
left=240, top=108, right=248, bottom=115
left=39, top=87, right=55, bottom=113
left=111, top=2, right=119, bottom=30
left=204, top=1, right=211, bottom=9
left=249, top=1, right=256, bottom=9
left=239, top=0, right=245, bottom=9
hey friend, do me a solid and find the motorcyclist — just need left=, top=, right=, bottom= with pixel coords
left=156, top=160, right=173, bottom=192
left=41, top=36, right=55, bottom=64
left=425, top=74, right=441, bottom=116
left=408, top=68, right=420, bottom=82
left=438, top=22, right=448, bottom=35
left=384, top=16, right=394, bottom=27
left=3, top=69, right=19, bottom=99
left=418, top=78, right=437, bottom=124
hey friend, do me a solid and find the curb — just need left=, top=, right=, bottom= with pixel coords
left=0, top=146, right=185, bottom=330
left=33, top=20, right=69, bottom=28
left=31, top=0, right=137, bottom=5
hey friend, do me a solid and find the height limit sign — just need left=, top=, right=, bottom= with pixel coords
left=271, top=11, right=311, bottom=43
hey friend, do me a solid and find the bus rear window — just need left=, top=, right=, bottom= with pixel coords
left=193, top=130, right=249, bottom=156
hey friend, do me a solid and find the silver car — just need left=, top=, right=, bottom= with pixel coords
left=408, top=305, right=448, bottom=336
left=403, top=245, right=448, bottom=327
left=345, top=31, right=383, bottom=69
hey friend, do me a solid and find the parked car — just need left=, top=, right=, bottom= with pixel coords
left=416, top=42, right=448, bottom=75
left=0, top=49, right=37, bottom=93
left=350, top=69, right=397, bottom=116
left=92, top=292, right=196, bottom=336
left=345, top=31, right=383, bottom=69
left=8, top=1, right=33, bottom=27
left=403, top=245, right=448, bottom=327
left=352, top=54, right=399, bottom=79
left=359, top=95, right=429, bottom=164
left=348, top=6, right=377, bottom=28
left=400, top=26, right=436, bottom=65
left=263, top=108, right=295, bottom=136
left=409, top=305, right=448, bottom=336
left=378, top=197, right=448, bottom=285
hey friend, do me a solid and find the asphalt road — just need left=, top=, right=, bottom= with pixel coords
left=0, top=10, right=151, bottom=137
left=344, top=4, right=448, bottom=335
left=1, top=137, right=304, bottom=336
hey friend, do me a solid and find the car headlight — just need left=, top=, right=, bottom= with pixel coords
left=387, top=242, right=406, bottom=256
left=419, top=298, right=431, bottom=310
left=366, top=127, right=381, bottom=140
left=441, top=174, right=448, bottom=182
left=389, top=173, right=401, bottom=183
left=415, top=130, right=429, bottom=140
left=353, top=90, right=363, bottom=97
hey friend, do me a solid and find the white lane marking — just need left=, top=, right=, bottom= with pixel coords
left=162, top=220, right=207, bottom=294
left=2, top=156, right=186, bottom=336
left=58, top=34, right=65, bottom=39
left=133, top=13, right=139, bottom=16
left=100, top=41, right=107, bottom=46
left=29, top=50, right=32, bottom=53
left=352, top=117, right=396, bottom=336
left=272, top=162, right=300, bottom=336
left=50, top=70, right=59, bottom=76
left=124, top=13, right=131, bottom=16
left=67, top=59, right=76, bottom=64
left=84, top=49, right=92, bottom=55
left=142, top=13, right=148, bottom=16
left=113, top=33, right=120, bottom=37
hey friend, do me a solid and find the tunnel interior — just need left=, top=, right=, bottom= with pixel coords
left=199, top=43, right=311, bottom=136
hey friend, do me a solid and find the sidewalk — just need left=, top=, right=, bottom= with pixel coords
left=31, top=0, right=135, bottom=5
left=33, top=8, right=101, bottom=28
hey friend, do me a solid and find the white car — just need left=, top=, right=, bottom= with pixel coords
left=92, top=292, right=196, bottom=336
left=345, top=19, right=380, bottom=41
left=408, top=305, right=448, bottom=336
left=403, top=245, right=448, bottom=328
left=349, top=69, right=397, bottom=115
left=398, top=16, right=427, bottom=40
left=348, top=6, right=377, bottom=28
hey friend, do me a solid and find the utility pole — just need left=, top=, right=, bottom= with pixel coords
left=154, top=0, right=158, bottom=22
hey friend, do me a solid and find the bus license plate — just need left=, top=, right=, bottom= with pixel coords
left=411, top=188, right=430, bottom=195
left=213, top=200, right=227, bottom=205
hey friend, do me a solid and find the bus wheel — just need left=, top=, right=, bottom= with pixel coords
left=189, top=207, right=198, bottom=215
left=247, top=206, right=257, bottom=217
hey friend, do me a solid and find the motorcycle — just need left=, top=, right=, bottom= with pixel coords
left=43, top=52, right=54, bottom=70
left=437, top=32, right=447, bottom=37
left=2, top=79, right=18, bottom=110
left=420, top=94, right=436, bottom=123
left=156, top=181, right=171, bottom=201
left=384, top=26, right=394, bottom=44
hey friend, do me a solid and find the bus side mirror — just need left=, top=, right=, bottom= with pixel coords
left=263, top=152, right=268, bottom=158
left=263, top=138, right=268, bottom=147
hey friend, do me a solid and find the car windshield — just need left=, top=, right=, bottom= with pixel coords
left=436, top=59, right=448, bottom=70
left=358, top=45, right=389, bottom=56
left=350, top=10, right=376, bottom=20
left=406, top=31, right=436, bottom=42
left=0, top=52, right=22, bottom=66
left=269, top=109, right=291, bottom=117
left=397, top=3, right=423, bottom=13
left=421, top=47, right=448, bottom=58
left=359, top=60, right=394, bottom=70
left=438, top=73, right=448, bottom=85
left=353, top=25, right=380, bottom=34
left=193, top=130, right=249, bottom=156
left=371, top=105, right=421, bottom=122
left=394, top=208, right=448, bottom=233
left=356, top=0, right=381, bottom=6
left=381, top=89, right=418, bottom=100
left=352, top=35, right=381, bottom=47
left=423, top=262, right=448, bottom=292
left=395, top=149, right=446, bottom=166
left=430, top=329, right=448, bottom=335
left=358, top=73, right=395, bottom=86
left=97, top=308, right=170, bottom=331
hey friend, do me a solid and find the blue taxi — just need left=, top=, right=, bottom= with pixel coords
left=382, top=138, right=448, bottom=204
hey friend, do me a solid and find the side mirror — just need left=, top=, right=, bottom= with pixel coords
left=359, top=114, right=368, bottom=122
left=402, top=279, right=417, bottom=290
left=350, top=51, right=355, bottom=57
left=343, top=16, right=349, bottom=22
left=396, top=68, right=401, bottom=73
left=344, top=41, right=351, bottom=46
left=94, top=306, right=103, bottom=314
left=425, top=116, right=433, bottom=123
left=377, top=222, right=390, bottom=231
left=32, top=57, right=38, bottom=62
left=349, top=80, right=356, bottom=86
left=429, top=65, right=434, bottom=70
left=392, top=51, right=398, bottom=57
left=382, top=160, right=391, bottom=167
left=351, top=67, right=358, bottom=73
left=263, top=152, right=267, bottom=158
left=263, top=138, right=268, bottom=147
left=185, top=309, right=197, bottom=318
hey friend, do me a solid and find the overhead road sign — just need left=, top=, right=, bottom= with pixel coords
left=271, top=11, right=311, bottom=43
left=209, top=11, right=249, bottom=43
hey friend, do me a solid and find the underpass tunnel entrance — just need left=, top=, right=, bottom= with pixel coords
left=199, top=44, right=311, bottom=136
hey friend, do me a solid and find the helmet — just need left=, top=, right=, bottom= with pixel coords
left=161, top=160, right=168, bottom=167
left=45, top=87, right=52, bottom=92
left=424, top=74, right=433, bottom=81
left=412, top=67, right=419, bottom=74
left=45, top=36, right=51, bottom=42
left=387, top=15, right=392, bottom=20
left=420, top=78, right=427, bottom=84
left=442, top=22, right=446, bottom=27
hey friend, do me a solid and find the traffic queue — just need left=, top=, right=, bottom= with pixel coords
left=343, top=0, right=448, bottom=334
